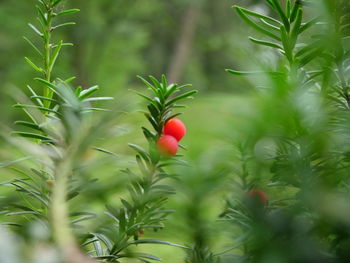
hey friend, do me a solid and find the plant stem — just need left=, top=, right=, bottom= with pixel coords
left=51, top=153, right=97, bottom=263
left=43, top=0, right=54, bottom=109
left=51, top=158, right=72, bottom=249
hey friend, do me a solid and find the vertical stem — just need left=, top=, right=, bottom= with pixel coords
left=51, top=156, right=96, bottom=263
left=43, top=0, right=53, bottom=109
left=51, top=159, right=72, bottom=247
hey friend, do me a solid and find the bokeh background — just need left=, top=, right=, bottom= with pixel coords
left=1, top=0, right=336, bottom=262
left=0, top=0, right=269, bottom=124
left=0, top=1, right=260, bottom=261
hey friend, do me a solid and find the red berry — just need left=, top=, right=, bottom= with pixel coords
left=247, top=189, right=268, bottom=205
left=137, top=229, right=145, bottom=237
left=163, top=118, right=186, bottom=142
left=157, top=135, right=178, bottom=156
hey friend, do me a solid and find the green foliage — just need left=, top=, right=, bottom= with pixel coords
left=24, top=0, right=78, bottom=108
left=84, top=75, right=196, bottom=262
left=2, top=1, right=199, bottom=261
left=221, top=1, right=350, bottom=262
left=2, top=0, right=350, bottom=263
left=1, top=2, right=117, bottom=262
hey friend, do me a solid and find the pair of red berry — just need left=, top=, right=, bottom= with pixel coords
left=157, top=118, right=186, bottom=156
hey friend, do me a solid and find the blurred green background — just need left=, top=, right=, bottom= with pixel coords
left=0, top=0, right=268, bottom=125
left=0, top=1, right=262, bottom=261
left=0, top=0, right=323, bottom=262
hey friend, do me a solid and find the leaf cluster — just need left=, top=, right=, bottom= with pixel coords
left=84, top=75, right=197, bottom=262
left=222, top=1, right=350, bottom=262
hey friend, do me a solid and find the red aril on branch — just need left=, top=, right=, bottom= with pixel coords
left=137, top=229, right=145, bottom=237
left=247, top=189, right=268, bottom=205
left=157, top=135, right=178, bottom=156
left=163, top=118, right=186, bottom=142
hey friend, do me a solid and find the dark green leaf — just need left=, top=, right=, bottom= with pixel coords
left=52, top=22, right=76, bottom=31
left=30, top=96, right=59, bottom=104
left=83, top=97, right=114, bottom=102
left=290, top=0, right=301, bottom=23
left=24, top=57, right=43, bottom=72
left=92, top=147, right=118, bottom=157
left=235, top=7, right=281, bottom=41
left=290, top=8, right=303, bottom=47
left=286, top=0, right=291, bottom=17
left=0, top=157, right=32, bottom=169
left=137, top=75, right=158, bottom=95
left=259, top=19, right=280, bottom=32
left=136, top=155, right=149, bottom=175
left=11, top=182, right=48, bottom=206
left=121, top=198, right=133, bottom=211
left=93, top=239, right=103, bottom=257
left=226, top=69, right=284, bottom=77
left=280, top=25, right=292, bottom=62
left=164, top=84, right=179, bottom=98
left=300, top=17, right=320, bottom=34
left=165, top=90, right=197, bottom=107
left=13, top=104, right=61, bottom=115
left=145, top=113, right=159, bottom=131
left=28, top=23, right=43, bottom=37
left=34, top=78, right=62, bottom=97
left=269, top=0, right=290, bottom=31
left=15, top=121, right=43, bottom=132
left=299, top=47, right=324, bottom=67
left=36, top=5, right=47, bottom=25
left=55, top=9, right=80, bottom=17
left=249, top=37, right=283, bottom=49
left=149, top=76, right=164, bottom=93
left=6, top=211, right=43, bottom=217
left=23, top=36, right=43, bottom=57
left=79, top=85, right=99, bottom=99
left=53, top=0, right=64, bottom=6
left=49, top=40, right=62, bottom=71
left=129, top=144, right=150, bottom=164
left=233, top=5, right=282, bottom=25
left=11, top=131, right=54, bottom=142
left=120, top=253, right=161, bottom=261
left=129, top=239, right=189, bottom=249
